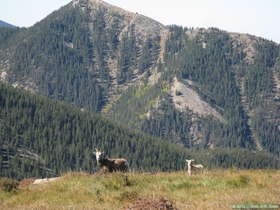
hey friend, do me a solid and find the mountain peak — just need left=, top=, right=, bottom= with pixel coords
left=72, top=0, right=166, bottom=39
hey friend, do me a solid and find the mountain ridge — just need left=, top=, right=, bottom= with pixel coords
left=0, top=20, right=16, bottom=28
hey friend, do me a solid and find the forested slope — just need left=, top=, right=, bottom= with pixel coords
left=108, top=26, right=280, bottom=156
left=1, top=83, right=279, bottom=179
left=0, top=82, right=187, bottom=179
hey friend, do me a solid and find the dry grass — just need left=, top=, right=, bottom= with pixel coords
left=0, top=170, right=279, bottom=210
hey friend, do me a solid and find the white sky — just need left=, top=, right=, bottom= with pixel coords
left=0, top=0, right=279, bottom=43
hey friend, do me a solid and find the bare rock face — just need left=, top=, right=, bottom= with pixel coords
left=170, top=77, right=224, bottom=122
left=0, top=51, right=11, bottom=82
left=0, top=71, right=7, bottom=81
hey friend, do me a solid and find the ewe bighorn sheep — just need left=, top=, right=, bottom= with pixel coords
left=186, top=159, right=204, bottom=175
left=94, top=149, right=128, bottom=172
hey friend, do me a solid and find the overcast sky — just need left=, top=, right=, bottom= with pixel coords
left=0, top=0, right=279, bottom=43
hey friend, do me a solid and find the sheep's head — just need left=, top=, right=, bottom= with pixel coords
left=94, top=148, right=104, bottom=161
left=186, top=159, right=194, bottom=165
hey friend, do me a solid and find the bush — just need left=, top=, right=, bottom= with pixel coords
left=102, top=174, right=133, bottom=190
left=226, top=175, right=250, bottom=188
left=0, top=178, right=19, bottom=192
left=119, top=191, right=139, bottom=201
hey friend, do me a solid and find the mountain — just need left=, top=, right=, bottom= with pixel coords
left=0, top=0, right=279, bottom=159
left=1, top=82, right=279, bottom=179
left=0, top=20, right=16, bottom=28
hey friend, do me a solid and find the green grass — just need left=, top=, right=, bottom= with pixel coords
left=0, top=170, right=280, bottom=209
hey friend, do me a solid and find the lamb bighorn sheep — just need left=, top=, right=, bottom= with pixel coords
left=94, top=149, right=129, bottom=172
left=186, top=159, right=204, bottom=175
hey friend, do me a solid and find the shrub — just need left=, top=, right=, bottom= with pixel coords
left=0, top=178, right=19, bottom=192
left=119, top=191, right=139, bottom=201
left=102, top=174, right=133, bottom=190
left=226, top=175, right=250, bottom=188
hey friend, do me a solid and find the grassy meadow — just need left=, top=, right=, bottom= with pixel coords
left=0, top=170, right=279, bottom=210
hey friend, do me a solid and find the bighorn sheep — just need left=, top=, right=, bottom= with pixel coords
left=94, top=149, right=129, bottom=172
left=186, top=159, right=204, bottom=175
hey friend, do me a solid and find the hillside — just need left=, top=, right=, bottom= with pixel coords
left=1, top=170, right=279, bottom=210
left=1, top=83, right=279, bottom=179
left=0, top=82, right=187, bottom=179
left=0, top=0, right=279, bottom=158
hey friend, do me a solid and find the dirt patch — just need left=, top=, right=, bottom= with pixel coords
left=124, top=197, right=177, bottom=210
left=19, top=178, right=36, bottom=189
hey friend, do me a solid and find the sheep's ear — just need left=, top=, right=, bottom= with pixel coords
left=191, top=159, right=194, bottom=161
left=94, top=148, right=99, bottom=154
